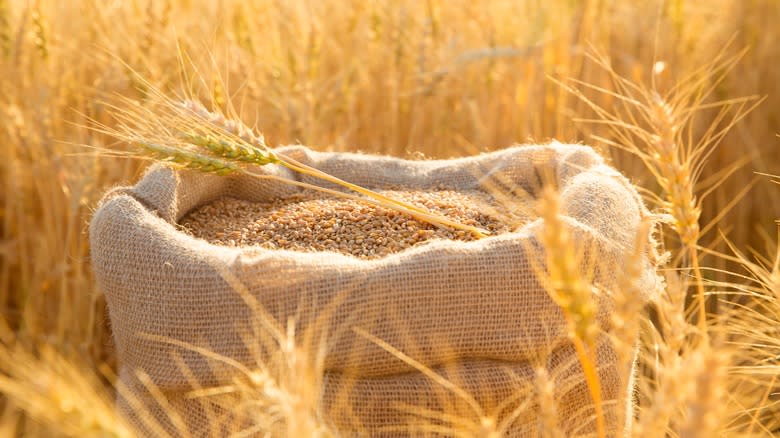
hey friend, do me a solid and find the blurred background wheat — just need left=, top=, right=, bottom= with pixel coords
left=0, top=0, right=778, bottom=436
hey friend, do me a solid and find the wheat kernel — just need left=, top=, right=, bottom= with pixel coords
left=179, top=189, right=522, bottom=259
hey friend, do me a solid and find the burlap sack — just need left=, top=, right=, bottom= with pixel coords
left=90, top=143, right=662, bottom=437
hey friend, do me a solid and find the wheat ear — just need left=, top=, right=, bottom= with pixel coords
left=177, top=100, right=489, bottom=237
left=645, top=93, right=708, bottom=327
left=556, top=49, right=762, bottom=330
left=534, top=367, right=564, bottom=438
left=99, top=92, right=490, bottom=237
left=536, top=186, right=606, bottom=438
left=132, top=135, right=490, bottom=237
left=139, top=142, right=241, bottom=175
left=0, top=344, right=135, bottom=438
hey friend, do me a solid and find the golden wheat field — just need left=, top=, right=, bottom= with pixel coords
left=1, top=0, right=779, bottom=436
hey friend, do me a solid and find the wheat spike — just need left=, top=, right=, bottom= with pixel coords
left=139, top=142, right=240, bottom=175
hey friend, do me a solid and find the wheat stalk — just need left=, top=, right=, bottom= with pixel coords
left=179, top=99, right=481, bottom=232
left=534, top=185, right=606, bottom=438
left=534, top=367, right=564, bottom=438
left=101, top=95, right=489, bottom=238
left=703, top=231, right=780, bottom=433
left=634, top=272, right=693, bottom=437
left=0, top=343, right=135, bottom=438
left=677, top=341, right=729, bottom=438
left=609, top=218, right=653, bottom=432
left=556, top=47, right=763, bottom=329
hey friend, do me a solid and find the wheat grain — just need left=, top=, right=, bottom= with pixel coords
left=105, top=95, right=490, bottom=237
left=180, top=190, right=513, bottom=258
left=176, top=99, right=492, bottom=237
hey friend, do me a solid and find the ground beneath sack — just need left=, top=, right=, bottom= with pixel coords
left=178, top=189, right=526, bottom=258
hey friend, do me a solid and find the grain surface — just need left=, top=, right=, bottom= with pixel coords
left=179, top=189, right=520, bottom=258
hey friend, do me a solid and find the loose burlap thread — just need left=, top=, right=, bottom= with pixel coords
left=90, top=143, right=662, bottom=437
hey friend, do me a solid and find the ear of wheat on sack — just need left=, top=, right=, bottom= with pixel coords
left=92, top=91, right=488, bottom=238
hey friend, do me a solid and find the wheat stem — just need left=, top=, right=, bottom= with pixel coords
left=178, top=102, right=489, bottom=238
left=689, top=244, right=707, bottom=328
left=534, top=367, right=564, bottom=438
left=573, top=336, right=606, bottom=438
left=276, top=157, right=489, bottom=237
left=241, top=168, right=487, bottom=235
left=536, top=186, right=606, bottom=438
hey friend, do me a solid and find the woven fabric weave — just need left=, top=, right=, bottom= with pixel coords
left=90, top=143, right=662, bottom=437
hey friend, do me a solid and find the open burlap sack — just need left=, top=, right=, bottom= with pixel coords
left=90, top=143, right=662, bottom=437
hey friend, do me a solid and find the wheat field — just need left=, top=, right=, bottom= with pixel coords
left=0, top=0, right=779, bottom=436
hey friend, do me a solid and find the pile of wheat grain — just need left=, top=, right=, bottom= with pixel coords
left=180, top=189, right=517, bottom=258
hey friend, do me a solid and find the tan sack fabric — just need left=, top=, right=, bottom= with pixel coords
left=90, top=143, right=662, bottom=437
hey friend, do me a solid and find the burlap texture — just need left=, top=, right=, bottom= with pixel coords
left=90, top=143, right=662, bottom=437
